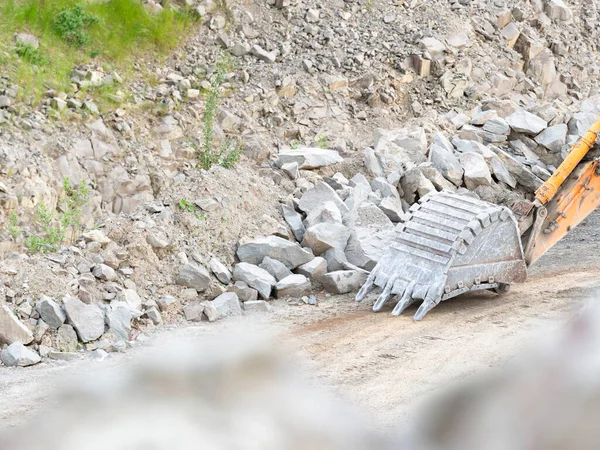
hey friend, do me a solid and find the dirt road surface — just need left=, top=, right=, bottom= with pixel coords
left=2, top=213, right=600, bottom=433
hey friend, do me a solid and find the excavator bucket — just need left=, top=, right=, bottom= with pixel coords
left=356, top=192, right=528, bottom=320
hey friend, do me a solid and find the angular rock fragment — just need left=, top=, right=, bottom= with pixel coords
left=460, top=152, right=493, bottom=190
left=260, top=256, right=293, bottom=281
left=296, top=257, right=328, bottom=281
left=63, top=296, right=105, bottom=343
left=275, top=274, right=311, bottom=298
left=303, top=223, right=351, bottom=255
left=281, top=204, right=306, bottom=242
left=35, top=296, right=66, bottom=329
left=211, top=292, right=242, bottom=318
left=320, top=270, right=369, bottom=294
left=298, top=182, right=349, bottom=215
left=176, top=262, right=211, bottom=292
left=429, top=144, right=464, bottom=186
left=237, top=235, right=314, bottom=269
left=304, top=201, right=342, bottom=228
left=276, top=148, right=342, bottom=169
left=0, top=304, right=33, bottom=345
left=506, top=110, right=548, bottom=135
left=209, top=258, right=232, bottom=285
left=232, top=263, right=276, bottom=299
left=535, top=124, right=567, bottom=153
left=1, top=342, right=41, bottom=367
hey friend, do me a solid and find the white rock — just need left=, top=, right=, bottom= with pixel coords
left=209, top=258, right=232, bottom=285
left=298, top=182, right=349, bottom=215
left=211, top=292, right=243, bottom=318
left=275, top=274, right=311, bottom=298
left=320, top=270, right=368, bottom=294
left=1, top=342, right=40, bottom=367
left=304, top=201, right=342, bottom=228
left=63, top=296, right=105, bottom=343
left=303, top=223, right=351, bottom=255
left=535, top=124, right=567, bottom=153
left=506, top=110, right=548, bottom=135
left=237, top=236, right=314, bottom=269
left=276, top=148, right=342, bottom=169
left=460, top=152, right=493, bottom=190
left=0, top=305, right=33, bottom=345
left=233, top=263, right=276, bottom=299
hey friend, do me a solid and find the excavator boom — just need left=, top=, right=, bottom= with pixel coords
left=358, top=119, right=600, bottom=320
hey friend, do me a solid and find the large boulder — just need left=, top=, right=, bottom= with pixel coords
left=232, top=263, right=276, bottom=299
left=259, top=256, right=293, bottom=281
left=495, top=149, right=544, bottom=192
left=281, top=204, right=306, bottom=242
left=298, top=182, right=349, bottom=215
left=460, top=152, right=493, bottom=190
left=36, top=296, right=66, bottom=329
left=211, top=292, right=243, bottom=318
left=296, top=257, right=328, bottom=281
left=535, top=124, right=567, bottom=153
left=345, top=228, right=397, bottom=271
left=275, top=274, right=311, bottom=298
left=304, top=201, right=342, bottom=228
left=237, top=236, right=314, bottom=269
left=0, top=305, right=33, bottom=345
left=176, top=262, right=211, bottom=292
left=429, top=144, right=464, bottom=186
left=374, top=127, right=428, bottom=167
left=506, top=110, right=548, bottom=135
left=320, top=270, right=368, bottom=294
left=276, top=148, right=343, bottom=169
left=303, top=223, right=351, bottom=255
left=63, top=295, right=105, bottom=343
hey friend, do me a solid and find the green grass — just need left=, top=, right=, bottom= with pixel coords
left=0, top=0, right=197, bottom=104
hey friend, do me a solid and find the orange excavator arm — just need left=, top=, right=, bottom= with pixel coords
left=525, top=118, right=600, bottom=265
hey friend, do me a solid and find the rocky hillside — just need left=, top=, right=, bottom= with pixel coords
left=1, top=0, right=599, bottom=366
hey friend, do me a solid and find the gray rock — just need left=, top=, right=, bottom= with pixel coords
left=345, top=228, right=397, bottom=271
left=535, top=124, right=567, bottom=153
left=490, top=157, right=517, bottom=188
left=232, top=42, right=251, bottom=56
left=183, top=302, right=205, bottom=322
left=116, top=289, right=142, bottom=311
left=323, top=248, right=348, bottom=272
left=36, top=296, right=66, bottom=329
left=34, top=320, right=49, bottom=344
left=304, top=201, right=342, bottom=229
left=452, top=138, right=496, bottom=160
left=275, top=274, right=311, bottom=298
left=320, top=270, right=369, bottom=294
left=378, top=197, right=406, bottom=222
left=495, top=149, right=544, bottom=192
left=209, top=258, right=232, bottom=285
left=211, top=292, right=243, bottom=317
left=15, top=33, right=40, bottom=49
left=276, top=148, right=342, bottom=169
left=421, top=166, right=457, bottom=191
left=483, top=117, right=510, bottom=135
left=232, top=263, right=276, bottom=299
left=251, top=44, right=277, bottom=63
left=243, top=300, right=272, bottom=312
left=63, top=295, right=105, bottom=343
left=545, top=0, right=572, bottom=21
left=429, top=144, right=464, bottom=186
left=0, top=304, right=33, bottom=345
left=228, top=281, right=259, bottom=302
left=201, top=301, right=218, bottom=322
left=460, top=152, right=493, bottom=190
left=296, top=257, right=328, bottom=281
left=364, top=148, right=386, bottom=178
left=237, top=235, right=314, bottom=269
left=144, top=307, right=162, bottom=325
left=146, top=231, right=170, bottom=249
left=176, top=262, right=211, bottom=292
left=55, top=324, right=78, bottom=352
left=260, top=256, right=293, bottom=281
left=568, top=112, right=597, bottom=137
left=400, top=167, right=436, bottom=204
left=281, top=162, right=299, bottom=179
left=157, top=295, right=177, bottom=311
left=506, top=110, right=548, bottom=135
left=371, top=177, right=399, bottom=199
left=343, top=203, right=393, bottom=229
left=106, top=305, right=133, bottom=340
left=298, top=182, right=350, bottom=215
left=281, top=204, right=306, bottom=242
left=303, top=223, right=351, bottom=255
left=93, top=264, right=117, bottom=281
left=344, top=183, right=372, bottom=211
left=1, top=342, right=40, bottom=367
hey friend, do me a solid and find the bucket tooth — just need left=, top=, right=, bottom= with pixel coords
left=356, top=192, right=528, bottom=319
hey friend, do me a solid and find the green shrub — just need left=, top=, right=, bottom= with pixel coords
left=54, top=4, right=99, bottom=47
left=15, top=42, right=46, bottom=65
left=197, top=53, right=241, bottom=170
left=25, top=177, right=90, bottom=254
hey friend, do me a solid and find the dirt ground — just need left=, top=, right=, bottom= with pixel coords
left=2, top=213, right=600, bottom=433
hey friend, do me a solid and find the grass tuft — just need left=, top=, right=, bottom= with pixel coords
left=0, top=0, right=197, bottom=102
